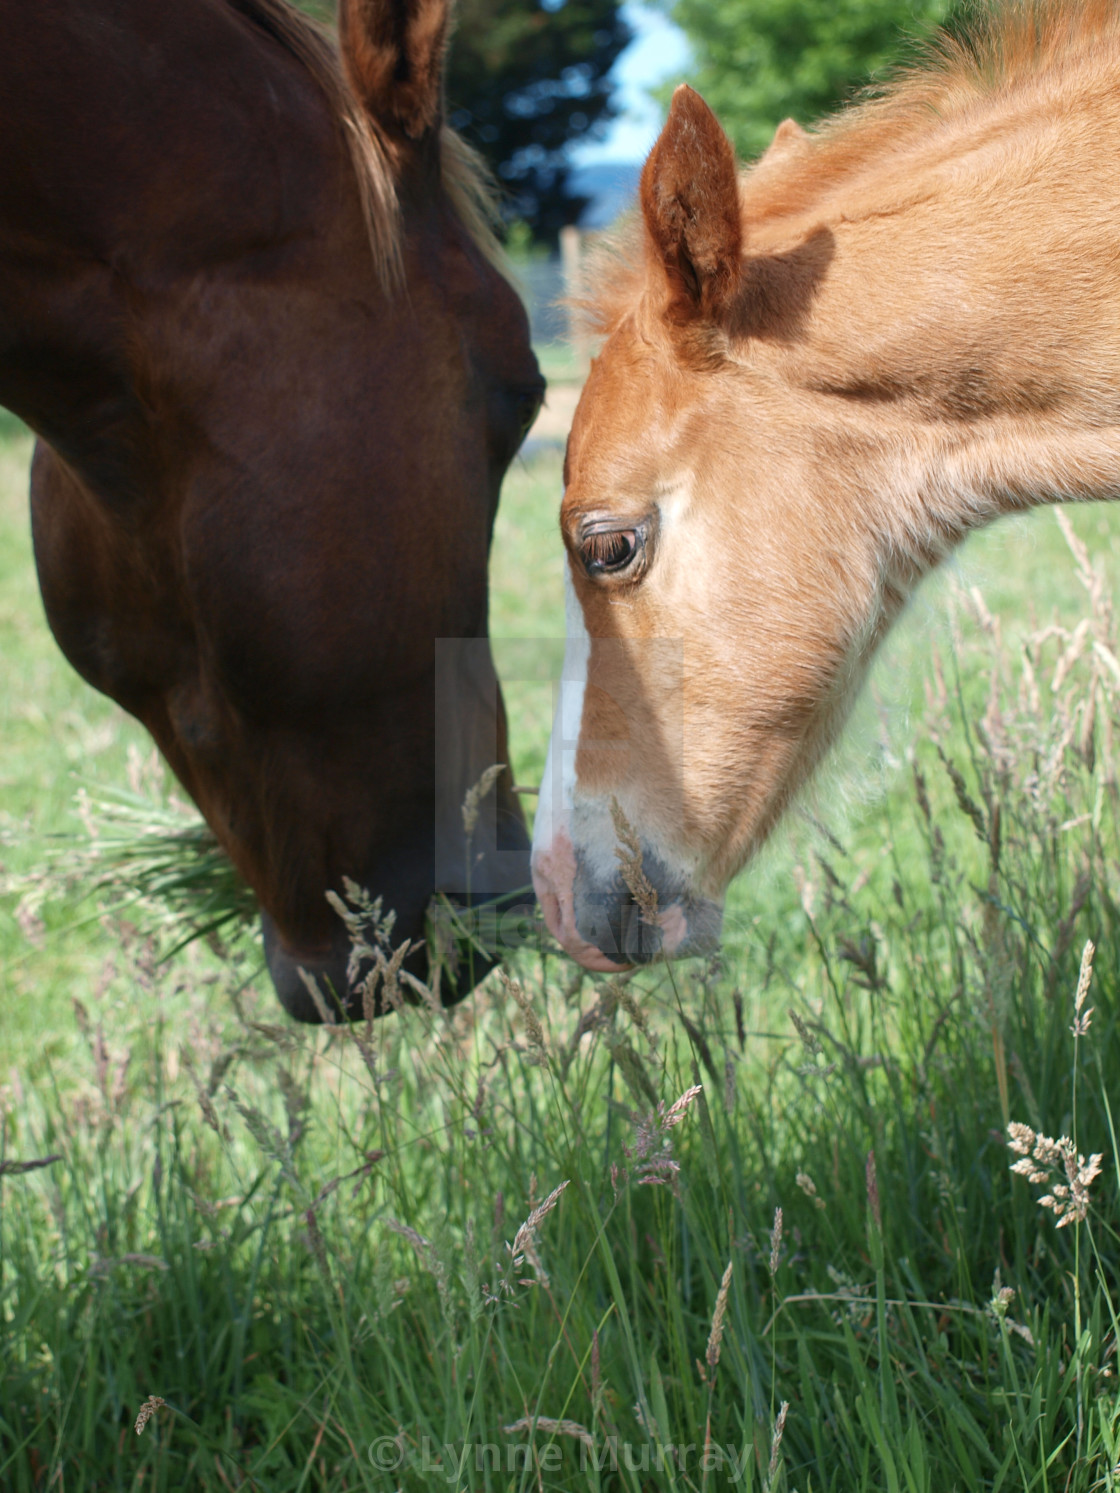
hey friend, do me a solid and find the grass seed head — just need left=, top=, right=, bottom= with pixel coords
left=767, top=1401, right=789, bottom=1485
left=768, top=1206, right=783, bottom=1277
left=866, top=1149, right=882, bottom=1231
left=183, top=1053, right=221, bottom=1135
left=789, top=1008, right=821, bottom=1056
left=796, top=1170, right=826, bottom=1210
left=302, top=1207, right=332, bottom=1284
left=706, top=1260, right=733, bottom=1371
left=1007, top=1123, right=1103, bottom=1226
left=298, top=969, right=340, bottom=1026
left=608, top=1036, right=659, bottom=1108
left=501, top=969, right=549, bottom=1064
left=386, top=1217, right=452, bottom=1319
left=462, top=763, right=506, bottom=839
left=609, top=797, right=659, bottom=925
left=990, top=1284, right=1016, bottom=1319
left=1072, top=938, right=1095, bottom=1036
left=663, top=1083, right=702, bottom=1128
left=615, top=978, right=657, bottom=1046
left=509, top=1178, right=569, bottom=1284
left=503, top=1416, right=594, bottom=1450
left=134, top=1396, right=166, bottom=1436
left=386, top=1218, right=430, bottom=1256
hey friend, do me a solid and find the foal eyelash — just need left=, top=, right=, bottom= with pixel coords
left=582, top=531, right=638, bottom=571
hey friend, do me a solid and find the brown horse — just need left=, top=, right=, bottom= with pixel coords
left=0, top=0, right=544, bottom=1018
left=533, top=0, right=1120, bottom=968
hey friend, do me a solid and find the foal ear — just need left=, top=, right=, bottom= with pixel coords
left=759, top=117, right=808, bottom=167
left=339, top=0, right=449, bottom=140
left=640, top=86, right=742, bottom=319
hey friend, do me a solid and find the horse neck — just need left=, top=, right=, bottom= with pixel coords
left=751, top=62, right=1120, bottom=579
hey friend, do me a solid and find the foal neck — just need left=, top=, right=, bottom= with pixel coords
left=749, top=52, right=1120, bottom=568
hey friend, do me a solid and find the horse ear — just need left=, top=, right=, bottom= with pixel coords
left=640, top=86, right=742, bottom=319
left=759, top=117, right=808, bottom=166
left=339, top=0, right=448, bottom=140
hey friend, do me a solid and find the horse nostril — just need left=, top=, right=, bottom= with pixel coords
left=612, top=894, right=664, bottom=964
left=571, top=853, right=725, bottom=968
left=573, top=886, right=662, bottom=965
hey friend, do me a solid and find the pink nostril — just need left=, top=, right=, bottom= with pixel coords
left=532, top=834, right=629, bottom=973
left=535, top=882, right=565, bottom=946
left=658, top=902, right=689, bottom=955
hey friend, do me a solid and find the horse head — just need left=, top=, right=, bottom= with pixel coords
left=1, top=0, right=542, bottom=1016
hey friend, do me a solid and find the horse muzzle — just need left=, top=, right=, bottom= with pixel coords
left=262, top=794, right=532, bottom=1021
left=532, top=829, right=723, bottom=969
left=262, top=880, right=534, bottom=1023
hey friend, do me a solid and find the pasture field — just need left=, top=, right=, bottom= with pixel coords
left=4, top=404, right=1120, bottom=1490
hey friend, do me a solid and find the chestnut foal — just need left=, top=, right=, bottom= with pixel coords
left=533, top=1, right=1120, bottom=968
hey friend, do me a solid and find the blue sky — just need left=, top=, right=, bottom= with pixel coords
left=573, top=3, right=692, bottom=164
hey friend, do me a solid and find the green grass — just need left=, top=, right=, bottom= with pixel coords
left=0, top=424, right=159, bottom=1067
left=531, top=342, right=591, bottom=386
left=4, top=418, right=1120, bottom=1489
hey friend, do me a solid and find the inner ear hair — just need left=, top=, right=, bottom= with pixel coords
left=640, top=85, right=743, bottom=319
left=339, top=0, right=449, bottom=141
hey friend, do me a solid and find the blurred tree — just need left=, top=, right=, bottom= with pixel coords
left=445, top=0, right=631, bottom=241
left=289, top=0, right=334, bottom=23
left=662, top=0, right=949, bottom=158
left=288, top=0, right=631, bottom=242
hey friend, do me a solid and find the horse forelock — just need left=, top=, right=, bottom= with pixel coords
left=228, top=0, right=504, bottom=294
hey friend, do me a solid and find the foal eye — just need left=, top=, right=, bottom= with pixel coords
left=580, top=528, right=641, bottom=576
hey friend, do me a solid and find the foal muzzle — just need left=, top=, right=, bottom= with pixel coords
left=571, top=845, right=724, bottom=965
left=533, top=830, right=723, bottom=968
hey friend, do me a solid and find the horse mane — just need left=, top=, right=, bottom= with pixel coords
left=227, top=0, right=504, bottom=292
left=586, top=0, right=1120, bottom=332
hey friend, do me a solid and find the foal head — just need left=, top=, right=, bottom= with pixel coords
left=533, top=25, right=1120, bottom=968
left=532, top=90, right=858, bottom=968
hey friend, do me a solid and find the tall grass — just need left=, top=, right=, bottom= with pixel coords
left=3, top=508, right=1120, bottom=1489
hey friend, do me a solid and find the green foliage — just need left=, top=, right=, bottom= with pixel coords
left=662, top=0, right=950, bottom=156
left=288, top=0, right=334, bottom=23
left=5, top=609, right=1120, bottom=1488
left=8, top=780, right=257, bottom=954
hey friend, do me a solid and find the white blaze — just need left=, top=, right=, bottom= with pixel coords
left=532, top=562, right=588, bottom=865
left=531, top=564, right=623, bottom=970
